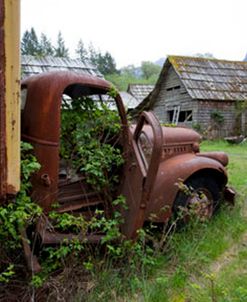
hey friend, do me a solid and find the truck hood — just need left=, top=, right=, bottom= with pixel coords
left=130, top=124, right=201, bottom=145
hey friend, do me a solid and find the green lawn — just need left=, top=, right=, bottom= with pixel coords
left=122, top=140, right=247, bottom=302
left=84, top=140, right=247, bottom=302
left=201, top=140, right=247, bottom=192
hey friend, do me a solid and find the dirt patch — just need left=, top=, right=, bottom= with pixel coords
left=209, top=232, right=247, bottom=274
left=209, top=200, right=247, bottom=275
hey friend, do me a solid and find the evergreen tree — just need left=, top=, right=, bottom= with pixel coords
left=39, top=33, right=54, bottom=56
left=21, top=27, right=41, bottom=56
left=75, top=39, right=88, bottom=61
left=88, top=42, right=98, bottom=65
left=88, top=43, right=118, bottom=75
left=103, top=52, right=117, bottom=74
left=54, top=31, right=69, bottom=58
left=97, top=51, right=118, bottom=75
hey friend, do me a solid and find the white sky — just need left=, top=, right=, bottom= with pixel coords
left=21, top=0, right=247, bottom=68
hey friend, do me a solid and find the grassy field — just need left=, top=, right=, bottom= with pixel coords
left=2, top=140, right=246, bottom=301
left=128, top=140, right=247, bottom=302
left=86, top=140, right=247, bottom=302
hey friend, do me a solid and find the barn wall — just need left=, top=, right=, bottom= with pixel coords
left=197, top=100, right=238, bottom=138
left=151, top=66, right=195, bottom=125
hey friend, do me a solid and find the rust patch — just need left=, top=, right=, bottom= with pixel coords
left=6, top=183, right=18, bottom=195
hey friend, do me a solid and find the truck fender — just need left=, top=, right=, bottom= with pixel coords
left=145, top=153, right=228, bottom=222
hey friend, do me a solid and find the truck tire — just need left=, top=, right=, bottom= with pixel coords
left=173, top=176, right=221, bottom=223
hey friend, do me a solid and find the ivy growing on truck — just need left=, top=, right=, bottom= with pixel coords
left=0, top=94, right=158, bottom=300
left=0, top=142, right=42, bottom=284
left=60, top=93, right=124, bottom=195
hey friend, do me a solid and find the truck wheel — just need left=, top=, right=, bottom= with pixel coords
left=173, top=176, right=221, bottom=223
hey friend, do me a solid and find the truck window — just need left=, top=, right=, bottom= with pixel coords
left=137, top=131, right=153, bottom=169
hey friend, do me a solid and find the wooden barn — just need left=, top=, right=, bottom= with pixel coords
left=134, top=56, right=247, bottom=138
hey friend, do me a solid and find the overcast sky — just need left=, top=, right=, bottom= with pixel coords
left=21, top=0, right=247, bottom=68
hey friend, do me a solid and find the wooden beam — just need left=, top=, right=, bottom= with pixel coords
left=3, top=0, right=20, bottom=195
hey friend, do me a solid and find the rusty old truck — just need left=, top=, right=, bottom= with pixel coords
left=0, top=0, right=234, bottom=273
left=21, top=71, right=235, bottom=268
left=19, top=71, right=235, bottom=270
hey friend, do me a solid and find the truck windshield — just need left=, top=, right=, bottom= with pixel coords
left=137, top=131, right=153, bottom=169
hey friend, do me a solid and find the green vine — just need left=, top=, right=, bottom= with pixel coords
left=0, top=142, right=42, bottom=283
left=60, top=96, right=123, bottom=193
left=210, top=110, right=224, bottom=125
left=0, top=95, right=158, bottom=295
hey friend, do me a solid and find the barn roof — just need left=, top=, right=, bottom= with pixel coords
left=127, top=84, right=154, bottom=103
left=134, top=56, right=247, bottom=114
left=21, top=55, right=103, bottom=79
left=169, top=56, right=247, bottom=101
left=119, top=91, right=140, bottom=109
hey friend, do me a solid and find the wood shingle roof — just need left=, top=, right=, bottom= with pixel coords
left=21, top=55, right=103, bottom=79
left=127, top=84, right=154, bottom=103
left=169, top=56, right=247, bottom=101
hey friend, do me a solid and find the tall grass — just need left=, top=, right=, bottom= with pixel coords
left=82, top=140, right=247, bottom=301
left=129, top=140, right=247, bottom=302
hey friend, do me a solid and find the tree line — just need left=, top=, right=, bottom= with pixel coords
left=21, top=27, right=162, bottom=90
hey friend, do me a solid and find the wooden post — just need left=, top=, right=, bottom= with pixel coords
left=0, top=0, right=20, bottom=197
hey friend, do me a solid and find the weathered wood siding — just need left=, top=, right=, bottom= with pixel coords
left=197, top=100, right=247, bottom=138
left=151, top=66, right=195, bottom=125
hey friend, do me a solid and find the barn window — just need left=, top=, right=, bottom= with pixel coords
left=168, top=110, right=193, bottom=123
left=166, top=85, right=181, bottom=92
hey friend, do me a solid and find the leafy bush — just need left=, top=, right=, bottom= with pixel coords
left=0, top=93, right=170, bottom=300
left=0, top=142, right=42, bottom=283
left=60, top=95, right=123, bottom=193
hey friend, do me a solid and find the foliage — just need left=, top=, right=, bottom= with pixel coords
left=54, top=31, right=69, bottom=58
left=21, top=27, right=163, bottom=85
left=0, top=96, right=159, bottom=298
left=0, top=264, right=15, bottom=283
left=192, top=122, right=202, bottom=132
left=39, top=33, right=54, bottom=56
left=21, top=27, right=41, bottom=56
left=141, top=61, right=161, bottom=79
left=1, top=136, right=246, bottom=301
left=75, top=39, right=88, bottom=61
left=60, top=94, right=123, bottom=192
left=106, top=61, right=160, bottom=91
left=0, top=142, right=41, bottom=246
left=97, top=51, right=118, bottom=75
left=234, top=100, right=247, bottom=135
left=210, top=110, right=224, bottom=125
left=87, top=43, right=118, bottom=75
left=121, top=64, right=142, bottom=78
left=161, top=123, right=177, bottom=127
left=21, top=29, right=69, bottom=58
left=68, top=140, right=245, bottom=302
left=26, top=92, right=162, bottom=299
left=135, top=140, right=247, bottom=302
left=0, top=142, right=42, bottom=283
left=106, top=72, right=158, bottom=91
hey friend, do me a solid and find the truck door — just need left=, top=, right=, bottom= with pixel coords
left=120, top=111, right=163, bottom=239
